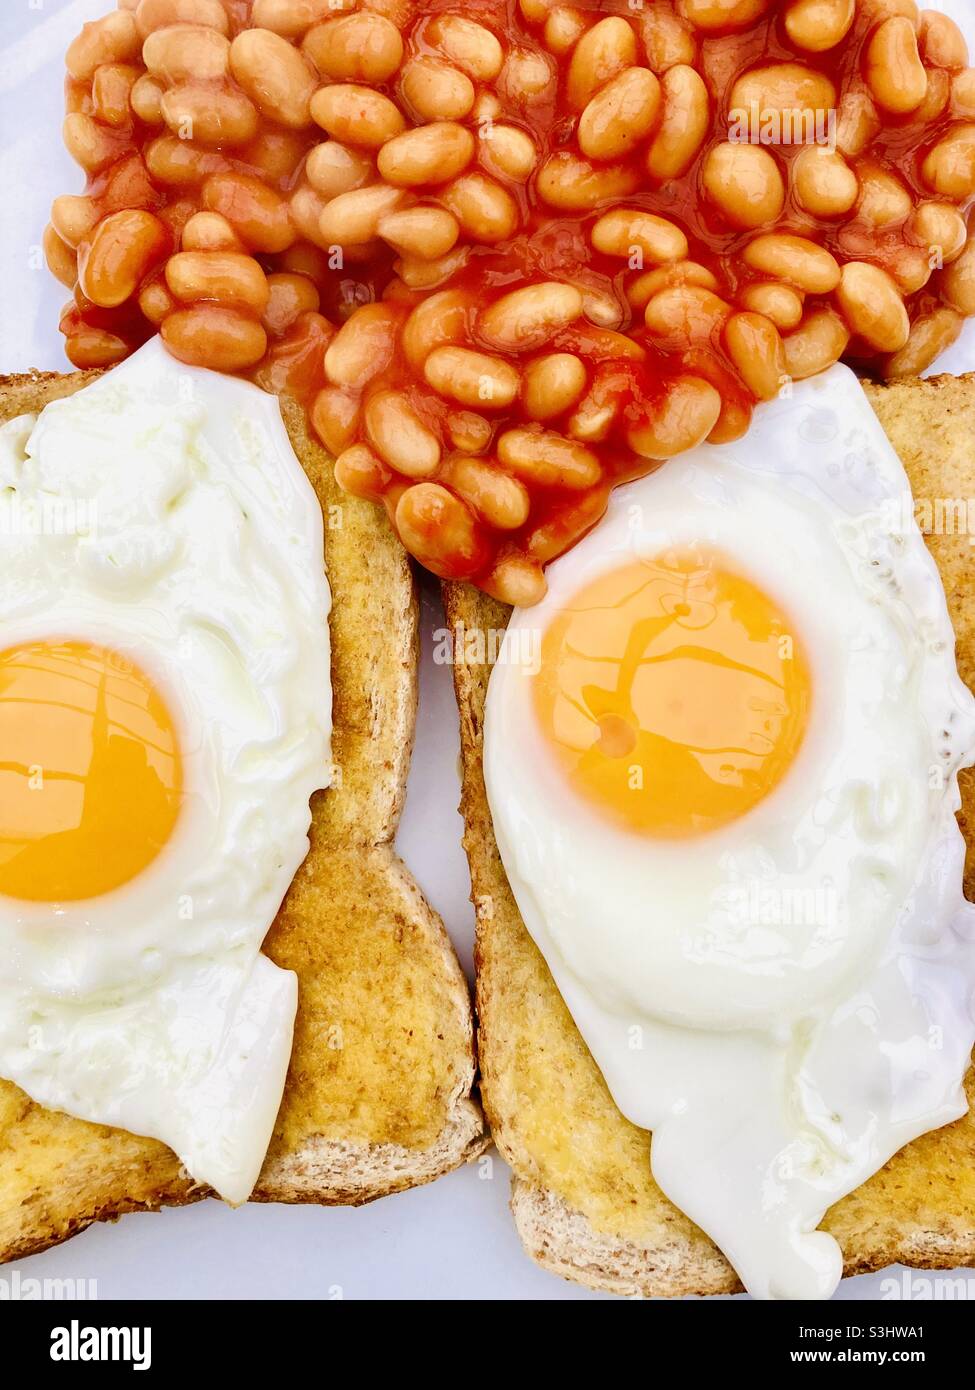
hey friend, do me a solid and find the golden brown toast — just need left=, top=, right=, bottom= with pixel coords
left=0, top=368, right=485, bottom=1265
left=445, top=372, right=975, bottom=1298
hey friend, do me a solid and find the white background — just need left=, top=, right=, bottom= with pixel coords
left=1, top=0, right=973, bottom=1301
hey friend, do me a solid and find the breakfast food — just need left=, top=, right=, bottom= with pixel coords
left=448, top=369, right=975, bottom=1299
left=0, top=357, right=483, bottom=1263
left=48, top=0, right=975, bottom=602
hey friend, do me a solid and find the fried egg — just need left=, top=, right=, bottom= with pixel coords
left=485, top=363, right=975, bottom=1299
left=0, top=338, right=331, bottom=1203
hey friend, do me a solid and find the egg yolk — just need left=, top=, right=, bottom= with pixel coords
left=532, top=551, right=811, bottom=837
left=0, top=640, right=183, bottom=901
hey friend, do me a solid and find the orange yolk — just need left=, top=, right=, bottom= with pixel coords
left=532, top=551, right=811, bottom=837
left=0, top=640, right=183, bottom=902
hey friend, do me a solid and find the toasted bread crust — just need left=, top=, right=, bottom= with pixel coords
left=0, top=367, right=485, bottom=1266
left=446, top=372, right=975, bottom=1298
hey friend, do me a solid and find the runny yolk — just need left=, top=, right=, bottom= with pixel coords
left=532, top=551, right=811, bottom=837
left=0, top=640, right=183, bottom=902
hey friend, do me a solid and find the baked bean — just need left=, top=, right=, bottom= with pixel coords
left=363, top=0, right=413, bottom=28
left=522, top=353, right=588, bottom=420
left=166, top=250, right=270, bottom=313
left=566, top=17, right=636, bottom=110
left=79, top=208, right=170, bottom=307
left=181, top=210, right=242, bottom=251
left=701, top=144, right=785, bottom=229
left=305, top=142, right=372, bottom=199
left=394, top=247, right=469, bottom=288
left=914, top=66, right=951, bottom=122
left=138, top=276, right=176, bottom=325
left=590, top=209, right=687, bottom=265
left=135, top=0, right=230, bottom=38
left=885, top=305, right=963, bottom=375
left=919, top=10, right=968, bottom=68
left=939, top=234, right=975, bottom=312
left=366, top=391, right=442, bottom=476
left=239, top=128, right=308, bottom=180
left=43, top=225, right=77, bottom=289
left=627, top=375, right=721, bottom=458
left=544, top=8, right=588, bottom=57
left=723, top=312, right=786, bottom=400
left=479, top=282, right=584, bottom=351
left=886, top=244, right=931, bottom=293
left=518, top=0, right=551, bottom=23
left=394, top=483, right=488, bottom=580
left=143, top=24, right=229, bottom=82
left=441, top=174, right=518, bottom=244
left=278, top=240, right=332, bottom=287
left=289, top=184, right=332, bottom=247
left=51, top=194, right=100, bottom=247
left=262, top=272, right=320, bottom=335
left=446, top=411, right=493, bottom=454
left=577, top=286, right=623, bottom=328
left=578, top=67, right=661, bottom=161
left=303, top=13, right=404, bottom=82
left=566, top=385, right=619, bottom=443
left=402, top=289, right=471, bottom=367
left=313, top=390, right=362, bottom=458
left=377, top=124, right=475, bottom=186
left=162, top=305, right=267, bottom=370
left=865, top=17, right=928, bottom=113
left=836, top=89, right=881, bottom=157
left=680, top=0, right=771, bottom=30
left=730, top=63, right=836, bottom=123
left=859, top=0, right=919, bottom=22
left=64, top=323, right=131, bottom=369
left=424, top=346, right=520, bottom=408
left=951, top=69, right=975, bottom=117
left=501, top=48, right=556, bottom=104
left=834, top=261, right=909, bottom=350
left=197, top=172, right=293, bottom=253
left=229, top=29, right=317, bottom=129
left=130, top=73, right=165, bottom=124
left=472, top=91, right=503, bottom=126
left=377, top=206, right=460, bottom=260
left=525, top=486, right=609, bottom=563
left=311, top=85, right=406, bottom=148
left=536, top=151, right=640, bottom=210
left=324, top=302, right=401, bottom=384
left=484, top=554, right=547, bottom=606
left=161, top=83, right=259, bottom=147
left=480, top=125, right=538, bottom=182
left=63, top=113, right=129, bottom=173
left=640, top=9, right=696, bottom=69
left=66, top=10, right=139, bottom=81
left=783, top=0, right=854, bottom=51
left=792, top=146, right=858, bottom=217
left=907, top=200, right=967, bottom=261
left=445, top=456, right=530, bottom=529
left=334, top=443, right=390, bottom=498
left=497, top=427, right=600, bottom=488
left=92, top=63, right=141, bottom=127
left=742, top=234, right=841, bottom=291
left=646, top=64, right=709, bottom=180
left=253, top=0, right=332, bottom=37
left=644, top=284, right=729, bottom=346
left=856, top=163, right=912, bottom=227
left=400, top=58, right=475, bottom=122
left=318, top=183, right=406, bottom=245
left=626, top=260, right=717, bottom=311
left=921, top=124, right=975, bottom=199
left=739, top=281, right=804, bottom=329
left=426, top=15, right=504, bottom=81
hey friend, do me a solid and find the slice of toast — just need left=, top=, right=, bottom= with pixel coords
left=0, top=367, right=485, bottom=1265
left=445, top=372, right=975, bottom=1299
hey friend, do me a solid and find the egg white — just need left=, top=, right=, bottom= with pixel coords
left=0, top=340, right=332, bottom=1202
left=485, top=364, right=975, bottom=1298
